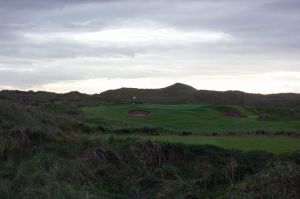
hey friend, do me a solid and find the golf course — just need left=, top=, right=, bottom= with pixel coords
left=81, top=103, right=300, bottom=154
left=82, top=104, right=300, bottom=133
left=1, top=86, right=300, bottom=198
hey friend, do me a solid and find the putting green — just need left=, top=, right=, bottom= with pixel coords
left=81, top=104, right=300, bottom=133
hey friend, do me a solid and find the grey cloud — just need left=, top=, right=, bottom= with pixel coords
left=0, top=0, right=299, bottom=90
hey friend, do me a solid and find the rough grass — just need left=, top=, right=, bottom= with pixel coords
left=81, top=104, right=300, bottom=133
left=1, top=130, right=298, bottom=199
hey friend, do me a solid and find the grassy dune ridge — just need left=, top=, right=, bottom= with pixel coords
left=98, top=83, right=300, bottom=108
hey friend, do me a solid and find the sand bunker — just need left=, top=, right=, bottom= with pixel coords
left=223, top=111, right=247, bottom=118
left=128, top=110, right=150, bottom=116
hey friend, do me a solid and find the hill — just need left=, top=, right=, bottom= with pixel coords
left=98, top=83, right=198, bottom=104
left=1, top=83, right=300, bottom=109
left=98, top=83, right=300, bottom=108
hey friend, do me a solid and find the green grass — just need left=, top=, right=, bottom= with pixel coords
left=87, top=134, right=300, bottom=154
left=81, top=104, right=300, bottom=133
left=81, top=104, right=300, bottom=154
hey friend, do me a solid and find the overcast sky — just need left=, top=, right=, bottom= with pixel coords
left=0, top=0, right=299, bottom=94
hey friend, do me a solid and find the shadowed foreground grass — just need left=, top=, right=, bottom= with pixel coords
left=1, top=131, right=299, bottom=199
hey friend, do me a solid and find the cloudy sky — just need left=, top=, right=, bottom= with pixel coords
left=0, top=0, right=299, bottom=94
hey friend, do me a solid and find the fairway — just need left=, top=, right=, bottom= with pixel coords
left=87, top=134, right=300, bottom=154
left=81, top=104, right=300, bottom=133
